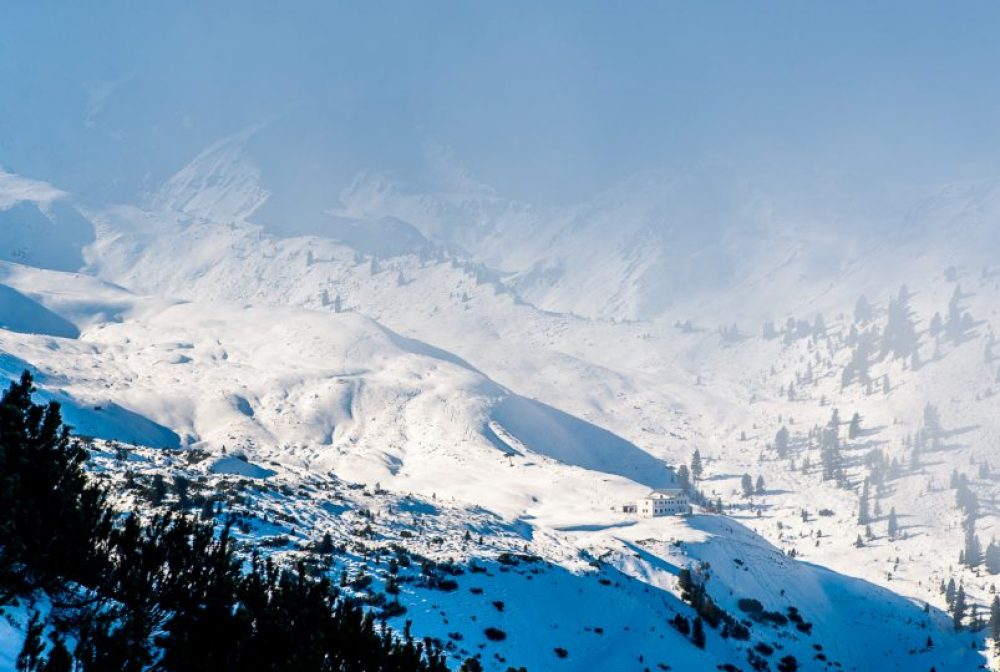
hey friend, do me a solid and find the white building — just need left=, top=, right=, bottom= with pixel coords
left=616, top=488, right=690, bottom=517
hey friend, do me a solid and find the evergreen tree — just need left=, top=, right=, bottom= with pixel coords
left=881, top=289, right=920, bottom=360
left=16, top=611, right=45, bottom=672
left=775, top=426, right=790, bottom=458
left=848, top=412, right=862, bottom=440
left=741, top=473, right=754, bottom=498
left=820, top=428, right=843, bottom=483
left=954, top=585, right=967, bottom=630
left=946, top=285, right=966, bottom=341
left=985, top=541, right=1000, bottom=574
left=0, top=372, right=451, bottom=672
left=150, top=474, right=167, bottom=506
left=858, top=479, right=871, bottom=525
left=460, top=658, right=483, bottom=672
left=676, top=464, right=691, bottom=493
left=691, top=449, right=704, bottom=482
left=755, top=475, right=765, bottom=495
left=887, top=507, right=898, bottom=539
left=172, top=475, right=190, bottom=509
left=691, top=616, right=706, bottom=649
left=965, top=518, right=982, bottom=567
left=0, top=371, right=111, bottom=596
left=990, top=595, right=1000, bottom=650
left=42, top=635, right=72, bottom=672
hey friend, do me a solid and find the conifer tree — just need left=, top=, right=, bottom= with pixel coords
left=848, top=412, right=862, bottom=440
left=775, top=426, right=790, bottom=458
left=954, top=585, right=967, bottom=630
left=691, top=449, right=704, bottom=482
left=990, top=595, right=1000, bottom=650
left=858, top=479, right=871, bottom=525
left=691, top=617, right=706, bottom=649
left=677, top=464, right=691, bottom=493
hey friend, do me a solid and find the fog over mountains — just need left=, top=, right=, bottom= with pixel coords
left=4, top=4, right=1000, bottom=671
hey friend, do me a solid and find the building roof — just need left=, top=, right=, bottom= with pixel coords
left=645, top=488, right=685, bottom=498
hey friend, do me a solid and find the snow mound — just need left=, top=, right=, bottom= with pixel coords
left=209, top=455, right=276, bottom=479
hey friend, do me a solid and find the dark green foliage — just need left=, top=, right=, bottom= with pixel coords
left=0, top=372, right=112, bottom=599
left=459, top=658, right=483, bottom=672
left=150, top=474, right=167, bottom=506
left=954, top=585, right=967, bottom=630
left=16, top=611, right=45, bottom=672
left=484, top=627, right=507, bottom=642
left=691, top=617, right=706, bottom=649
left=41, top=635, right=72, bottom=672
left=990, top=596, right=1000, bottom=650
left=690, top=449, right=703, bottom=481
left=0, top=372, right=451, bottom=672
left=777, top=655, right=799, bottom=672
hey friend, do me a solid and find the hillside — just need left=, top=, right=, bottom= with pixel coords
left=2, top=155, right=1000, bottom=669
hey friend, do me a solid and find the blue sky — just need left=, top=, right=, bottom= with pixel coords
left=3, top=1, right=1000, bottom=205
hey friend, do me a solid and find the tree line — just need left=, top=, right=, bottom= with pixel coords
left=1, top=371, right=451, bottom=671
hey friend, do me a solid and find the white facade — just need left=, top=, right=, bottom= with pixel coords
left=634, top=488, right=690, bottom=517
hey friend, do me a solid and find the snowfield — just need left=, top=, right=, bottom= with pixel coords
left=2, top=153, right=1000, bottom=670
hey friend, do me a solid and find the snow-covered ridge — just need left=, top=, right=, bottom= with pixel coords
left=0, top=262, right=678, bottom=522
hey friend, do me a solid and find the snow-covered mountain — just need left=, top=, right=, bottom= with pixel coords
left=3, top=144, right=1000, bottom=670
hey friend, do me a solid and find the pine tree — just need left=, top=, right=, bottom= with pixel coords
left=946, top=285, right=965, bottom=341
left=755, top=475, right=765, bottom=495
left=775, top=426, right=790, bottom=458
left=42, top=637, right=72, bottom=672
left=990, top=595, right=1000, bottom=650
left=691, top=616, right=706, bottom=649
left=691, top=449, right=704, bottom=482
left=150, top=474, right=167, bottom=506
left=16, top=611, right=45, bottom=672
left=848, top=412, right=862, bottom=439
left=881, top=289, right=920, bottom=360
left=965, top=518, right=982, bottom=567
left=741, top=473, right=754, bottom=498
left=0, top=372, right=452, bottom=672
left=858, top=479, right=871, bottom=525
left=985, top=541, right=1000, bottom=574
left=460, top=657, right=484, bottom=672
left=954, top=585, right=967, bottom=630
left=677, top=464, right=691, bottom=492
left=887, top=507, right=898, bottom=539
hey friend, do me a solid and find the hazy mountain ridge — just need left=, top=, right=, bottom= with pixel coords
left=3, top=153, right=1000, bottom=669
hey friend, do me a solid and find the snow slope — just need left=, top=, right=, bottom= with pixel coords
left=4, top=149, right=1000, bottom=669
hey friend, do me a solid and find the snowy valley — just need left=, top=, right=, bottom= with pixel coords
left=2, top=143, right=1000, bottom=672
